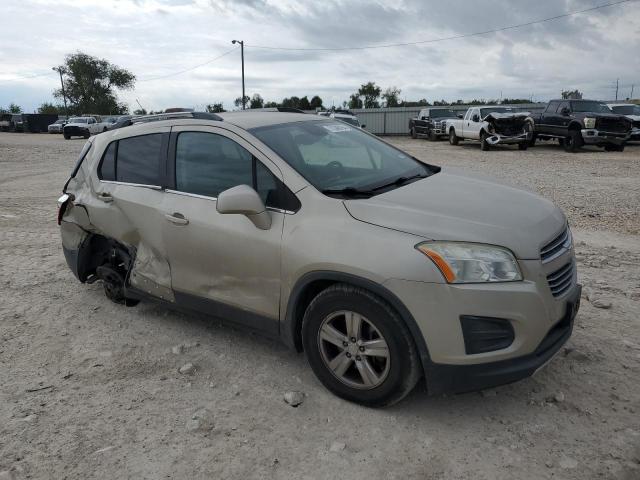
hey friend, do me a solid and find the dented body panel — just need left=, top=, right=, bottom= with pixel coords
left=446, top=107, right=532, bottom=146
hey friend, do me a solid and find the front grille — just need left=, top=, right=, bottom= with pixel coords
left=596, top=117, right=630, bottom=133
left=546, top=261, right=574, bottom=298
left=540, top=226, right=571, bottom=263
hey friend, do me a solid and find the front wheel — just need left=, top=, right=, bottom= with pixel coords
left=449, top=129, right=459, bottom=145
left=518, top=142, right=528, bottom=150
left=604, top=144, right=625, bottom=152
left=83, top=130, right=90, bottom=139
left=480, top=131, right=490, bottom=151
left=563, top=130, right=583, bottom=152
left=428, top=130, right=438, bottom=141
left=64, top=133, right=70, bottom=140
left=302, top=284, right=420, bottom=407
left=410, top=127, right=417, bottom=139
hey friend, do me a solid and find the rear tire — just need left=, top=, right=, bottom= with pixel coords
left=563, top=129, right=583, bottom=153
left=302, top=284, right=421, bottom=407
left=449, top=129, right=459, bottom=145
left=410, top=127, right=417, bottom=139
left=480, top=131, right=490, bottom=151
left=604, top=144, right=624, bottom=152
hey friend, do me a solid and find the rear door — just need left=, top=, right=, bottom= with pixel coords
left=161, top=125, right=294, bottom=333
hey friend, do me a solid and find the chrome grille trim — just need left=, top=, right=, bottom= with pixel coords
left=546, top=261, right=574, bottom=298
left=540, top=225, right=572, bottom=264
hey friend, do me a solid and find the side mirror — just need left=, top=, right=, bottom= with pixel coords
left=561, top=107, right=570, bottom=116
left=216, top=184, right=271, bottom=230
left=472, top=114, right=480, bottom=122
left=457, top=113, right=463, bottom=118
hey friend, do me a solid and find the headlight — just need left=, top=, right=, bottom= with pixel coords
left=584, top=117, right=596, bottom=129
left=416, top=241, right=522, bottom=284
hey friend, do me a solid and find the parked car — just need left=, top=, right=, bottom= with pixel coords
left=0, top=113, right=11, bottom=131
left=529, top=99, right=631, bottom=152
left=409, top=108, right=458, bottom=140
left=106, top=115, right=133, bottom=130
left=48, top=119, right=67, bottom=134
left=330, top=110, right=364, bottom=129
left=59, top=111, right=580, bottom=406
left=607, top=103, right=640, bottom=141
left=63, top=116, right=108, bottom=139
left=9, top=114, right=25, bottom=132
left=446, top=107, right=532, bottom=150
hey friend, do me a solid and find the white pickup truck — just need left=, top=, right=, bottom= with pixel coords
left=63, top=116, right=109, bottom=139
left=446, top=106, right=533, bottom=150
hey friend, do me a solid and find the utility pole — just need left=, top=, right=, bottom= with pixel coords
left=631, top=84, right=635, bottom=99
left=231, top=40, right=245, bottom=110
left=615, top=78, right=619, bottom=101
left=52, top=66, right=68, bottom=116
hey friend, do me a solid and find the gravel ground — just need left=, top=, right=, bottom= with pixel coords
left=1, top=132, right=639, bottom=480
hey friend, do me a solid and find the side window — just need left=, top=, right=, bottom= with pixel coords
left=547, top=101, right=560, bottom=113
left=99, top=141, right=117, bottom=181
left=557, top=102, right=570, bottom=113
left=116, top=134, right=162, bottom=185
left=464, top=110, right=471, bottom=120
left=175, top=132, right=252, bottom=198
left=256, top=161, right=301, bottom=212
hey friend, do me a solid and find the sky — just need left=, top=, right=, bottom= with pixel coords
left=1, top=0, right=639, bottom=113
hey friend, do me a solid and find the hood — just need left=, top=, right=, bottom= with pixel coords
left=483, top=111, right=531, bottom=122
left=624, top=115, right=640, bottom=122
left=343, top=169, right=565, bottom=259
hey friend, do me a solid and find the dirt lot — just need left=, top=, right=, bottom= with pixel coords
left=1, top=132, right=639, bottom=479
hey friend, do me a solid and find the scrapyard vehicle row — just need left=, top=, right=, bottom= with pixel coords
left=409, top=99, right=636, bottom=153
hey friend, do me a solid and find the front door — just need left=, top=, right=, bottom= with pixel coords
left=161, top=126, right=287, bottom=334
left=466, top=108, right=482, bottom=139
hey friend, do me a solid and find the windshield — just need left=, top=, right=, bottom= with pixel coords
left=250, top=120, right=437, bottom=195
left=610, top=105, right=640, bottom=115
left=55, top=120, right=65, bottom=124
left=336, top=116, right=360, bottom=127
left=571, top=101, right=609, bottom=113
left=69, top=117, right=88, bottom=123
left=480, top=107, right=514, bottom=117
left=431, top=109, right=455, bottom=118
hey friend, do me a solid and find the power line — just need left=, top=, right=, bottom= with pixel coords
left=246, top=0, right=637, bottom=51
left=137, top=46, right=238, bottom=82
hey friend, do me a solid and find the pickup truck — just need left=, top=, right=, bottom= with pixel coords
left=63, top=116, right=109, bottom=139
left=409, top=108, right=458, bottom=140
left=529, top=99, right=632, bottom=152
left=607, top=103, right=640, bottom=141
left=446, top=106, right=532, bottom=150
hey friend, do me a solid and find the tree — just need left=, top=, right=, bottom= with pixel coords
left=206, top=103, right=225, bottom=113
left=310, top=95, right=323, bottom=110
left=281, top=96, right=300, bottom=109
left=53, top=52, right=135, bottom=115
left=357, top=82, right=381, bottom=108
left=401, top=98, right=430, bottom=107
left=133, top=108, right=147, bottom=115
left=8, top=103, right=22, bottom=113
left=561, top=89, right=583, bottom=100
left=249, top=94, right=264, bottom=109
left=234, top=95, right=250, bottom=108
left=348, top=93, right=363, bottom=109
left=382, top=87, right=401, bottom=107
left=433, top=99, right=450, bottom=106
left=264, top=101, right=279, bottom=108
left=38, top=102, right=63, bottom=114
left=298, top=96, right=311, bottom=110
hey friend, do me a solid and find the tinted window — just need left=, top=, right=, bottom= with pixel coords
left=547, top=101, right=560, bottom=113
left=99, top=142, right=117, bottom=181
left=176, top=132, right=253, bottom=198
left=116, top=134, right=162, bottom=185
left=557, top=102, right=570, bottom=113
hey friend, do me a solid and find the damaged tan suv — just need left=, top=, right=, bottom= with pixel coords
left=59, top=111, right=581, bottom=407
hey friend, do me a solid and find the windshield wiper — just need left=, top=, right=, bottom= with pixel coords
left=321, top=187, right=375, bottom=197
left=369, top=173, right=428, bottom=192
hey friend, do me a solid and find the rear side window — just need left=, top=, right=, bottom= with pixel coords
left=98, top=134, right=162, bottom=185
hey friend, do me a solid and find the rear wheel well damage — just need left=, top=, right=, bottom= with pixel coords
left=284, top=271, right=432, bottom=382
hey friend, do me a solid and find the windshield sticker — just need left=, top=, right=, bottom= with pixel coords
left=323, top=124, right=352, bottom=133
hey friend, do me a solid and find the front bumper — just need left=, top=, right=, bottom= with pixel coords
left=48, top=126, right=62, bottom=133
left=426, top=284, right=580, bottom=394
left=581, top=129, right=629, bottom=145
left=486, top=132, right=529, bottom=145
left=64, top=126, right=89, bottom=137
left=629, top=127, right=640, bottom=141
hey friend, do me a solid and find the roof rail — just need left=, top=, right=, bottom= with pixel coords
left=252, top=107, right=306, bottom=114
left=131, top=111, right=223, bottom=124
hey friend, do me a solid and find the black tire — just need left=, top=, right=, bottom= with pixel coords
left=518, top=142, right=528, bottom=151
left=410, top=127, right=417, bottom=139
left=83, top=130, right=90, bottom=139
left=64, top=133, right=70, bottom=140
left=604, top=144, right=625, bottom=152
left=529, top=133, right=537, bottom=147
left=449, top=129, right=459, bottom=145
left=103, top=127, right=108, bottom=132
left=558, top=137, right=565, bottom=148
left=480, top=131, right=490, bottom=151
left=428, top=130, right=438, bottom=141
left=302, top=284, right=421, bottom=407
left=96, top=266, right=140, bottom=307
left=563, top=129, right=583, bottom=153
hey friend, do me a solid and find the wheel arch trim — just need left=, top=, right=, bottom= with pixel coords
left=281, top=270, right=433, bottom=377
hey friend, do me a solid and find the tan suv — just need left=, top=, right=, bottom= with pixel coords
left=58, top=111, right=581, bottom=407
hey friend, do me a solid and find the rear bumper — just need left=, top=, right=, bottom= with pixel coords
left=581, top=129, right=629, bottom=145
left=426, top=283, right=581, bottom=395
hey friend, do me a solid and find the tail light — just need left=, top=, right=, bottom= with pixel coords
left=57, top=193, right=73, bottom=225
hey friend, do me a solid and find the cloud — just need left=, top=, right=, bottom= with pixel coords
left=1, top=0, right=639, bottom=112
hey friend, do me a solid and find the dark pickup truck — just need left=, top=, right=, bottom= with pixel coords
left=530, top=99, right=632, bottom=152
left=409, top=108, right=459, bottom=140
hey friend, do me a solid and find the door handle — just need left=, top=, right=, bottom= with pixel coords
left=165, top=212, right=189, bottom=225
left=98, top=192, right=113, bottom=203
